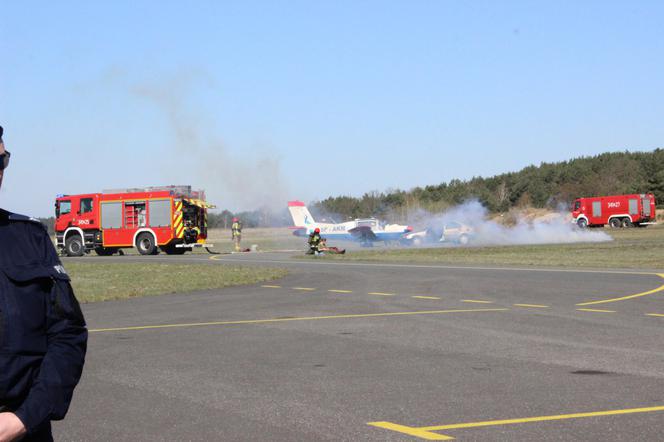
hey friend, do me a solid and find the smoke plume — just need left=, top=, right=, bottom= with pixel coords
left=129, top=73, right=289, bottom=212
left=408, top=200, right=612, bottom=246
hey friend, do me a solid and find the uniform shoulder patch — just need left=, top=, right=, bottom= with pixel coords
left=1, top=211, right=46, bottom=230
left=7, top=212, right=43, bottom=224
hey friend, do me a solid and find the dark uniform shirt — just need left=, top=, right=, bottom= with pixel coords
left=0, top=209, right=87, bottom=439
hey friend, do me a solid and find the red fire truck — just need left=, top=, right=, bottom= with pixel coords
left=55, top=186, right=215, bottom=256
left=571, top=193, right=657, bottom=228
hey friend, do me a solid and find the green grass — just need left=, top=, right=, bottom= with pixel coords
left=66, top=262, right=288, bottom=303
left=80, top=228, right=306, bottom=255
left=316, top=225, right=664, bottom=270
left=204, top=227, right=305, bottom=252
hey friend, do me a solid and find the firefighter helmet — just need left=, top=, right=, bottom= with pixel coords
left=314, top=227, right=320, bottom=233
left=232, top=217, right=238, bottom=222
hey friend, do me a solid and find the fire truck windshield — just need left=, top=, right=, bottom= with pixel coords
left=57, top=200, right=71, bottom=217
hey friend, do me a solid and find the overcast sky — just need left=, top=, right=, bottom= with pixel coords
left=2, top=1, right=663, bottom=216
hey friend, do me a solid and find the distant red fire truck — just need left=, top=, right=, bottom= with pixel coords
left=571, top=193, right=656, bottom=228
left=55, top=186, right=215, bottom=256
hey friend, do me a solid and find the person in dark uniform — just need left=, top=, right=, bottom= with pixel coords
left=0, top=125, right=87, bottom=441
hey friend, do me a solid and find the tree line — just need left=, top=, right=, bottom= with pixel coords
left=312, top=149, right=664, bottom=222
left=40, top=149, right=663, bottom=230
left=207, top=209, right=291, bottom=229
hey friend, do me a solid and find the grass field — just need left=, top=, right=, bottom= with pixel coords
left=66, top=262, right=288, bottom=303
left=316, top=224, right=664, bottom=270
left=205, top=227, right=305, bottom=252
left=61, top=223, right=662, bottom=304
left=61, top=227, right=306, bottom=256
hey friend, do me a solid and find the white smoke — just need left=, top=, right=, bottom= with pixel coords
left=408, top=200, right=612, bottom=246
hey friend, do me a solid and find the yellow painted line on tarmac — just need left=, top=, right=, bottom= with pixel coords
left=577, top=308, right=616, bottom=313
left=89, top=308, right=509, bottom=333
left=368, top=292, right=395, bottom=296
left=369, top=422, right=453, bottom=440
left=577, top=273, right=664, bottom=306
left=368, top=404, right=664, bottom=440
left=261, top=285, right=282, bottom=288
left=514, top=304, right=549, bottom=308
left=413, top=296, right=441, bottom=300
left=462, top=300, right=493, bottom=304
left=293, top=287, right=316, bottom=291
left=328, top=289, right=353, bottom=293
left=646, top=313, right=664, bottom=317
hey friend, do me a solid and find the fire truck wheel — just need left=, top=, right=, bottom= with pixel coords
left=65, top=235, right=85, bottom=257
left=136, top=233, right=157, bottom=255
left=609, top=218, right=622, bottom=228
left=621, top=218, right=633, bottom=228
left=576, top=218, right=588, bottom=228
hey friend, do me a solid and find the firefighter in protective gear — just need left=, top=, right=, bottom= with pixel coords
left=231, top=217, right=242, bottom=252
left=307, top=227, right=322, bottom=255
left=0, top=125, right=88, bottom=441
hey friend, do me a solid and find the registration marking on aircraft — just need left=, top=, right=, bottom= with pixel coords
left=368, top=292, right=396, bottom=296
left=412, top=296, right=442, bottom=300
left=514, top=304, right=549, bottom=308
left=89, top=308, right=509, bottom=333
left=368, top=404, right=664, bottom=440
left=293, top=287, right=317, bottom=291
left=576, top=308, right=616, bottom=313
left=328, top=289, right=353, bottom=293
left=461, top=300, right=493, bottom=304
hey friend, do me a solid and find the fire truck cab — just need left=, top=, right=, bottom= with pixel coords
left=55, top=186, right=214, bottom=256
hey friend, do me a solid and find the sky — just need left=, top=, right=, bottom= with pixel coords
left=1, top=0, right=663, bottom=217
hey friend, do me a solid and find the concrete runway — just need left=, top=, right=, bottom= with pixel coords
left=55, top=252, right=664, bottom=441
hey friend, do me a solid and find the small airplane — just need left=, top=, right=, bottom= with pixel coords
left=288, top=201, right=412, bottom=246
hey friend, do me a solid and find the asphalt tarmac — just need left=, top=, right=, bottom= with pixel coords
left=55, top=252, right=664, bottom=441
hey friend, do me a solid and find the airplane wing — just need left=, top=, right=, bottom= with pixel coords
left=348, top=226, right=378, bottom=242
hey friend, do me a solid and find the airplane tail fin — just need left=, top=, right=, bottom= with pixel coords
left=288, top=201, right=315, bottom=227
